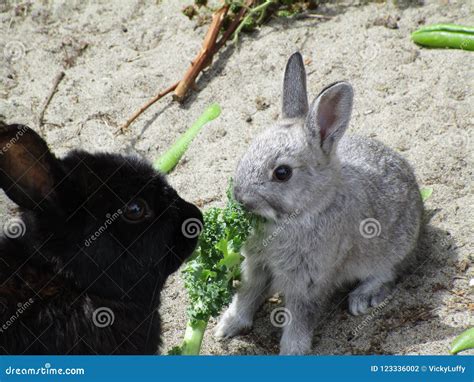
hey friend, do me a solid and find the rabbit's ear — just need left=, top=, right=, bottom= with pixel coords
left=0, top=123, right=64, bottom=211
left=282, top=52, right=309, bottom=119
left=306, top=81, right=353, bottom=155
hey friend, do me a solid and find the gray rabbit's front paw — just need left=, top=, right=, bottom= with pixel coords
left=348, top=277, right=393, bottom=316
left=215, top=305, right=252, bottom=339
left=279, top=332, right=312, bottom=355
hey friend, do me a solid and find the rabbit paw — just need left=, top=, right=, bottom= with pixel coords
left=348, top=278, right=392, bottom=316
left=215, top=306, right=252, bottom=339
left=279, top=335, right=312, bottom=355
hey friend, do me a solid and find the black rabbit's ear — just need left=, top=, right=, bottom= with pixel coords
left=0, top=123, right=64, bottom=211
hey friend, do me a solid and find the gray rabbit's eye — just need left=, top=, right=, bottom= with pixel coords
left=123, top=198, right=151, bottom=223
left=273, top=165, right=292, bottom=182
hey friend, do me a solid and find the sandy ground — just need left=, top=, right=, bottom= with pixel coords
left=0, top=0, right=472, bottom=355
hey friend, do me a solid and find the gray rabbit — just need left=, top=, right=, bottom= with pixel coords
left=215, top=52, right=423, bottom=355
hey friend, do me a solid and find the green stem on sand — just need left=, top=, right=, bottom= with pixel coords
left=411, top=24, right=474, bottom=51
left=154, top=103, right=221, bottom=174
left=232, top=0, right=275, bottom=44
left=180, top=319, right=208, bottom=355
left=450, top=327, right=474, bottom=355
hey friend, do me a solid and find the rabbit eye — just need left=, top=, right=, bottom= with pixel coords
left=273, top=165, right=292, bottom=182
left=123, top=198, right=150, bottom=223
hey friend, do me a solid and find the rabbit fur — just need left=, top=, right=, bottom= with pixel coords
left=215, top=52, right=423, bottom=355
left=0, top=123, right=202, bottom=354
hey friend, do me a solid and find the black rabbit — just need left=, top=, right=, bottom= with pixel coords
left=0, top=122, right=203, bottom=354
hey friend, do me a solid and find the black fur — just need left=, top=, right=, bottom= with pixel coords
left=0, top=123, right=202, bottom=354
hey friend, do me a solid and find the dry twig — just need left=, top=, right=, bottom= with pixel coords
left=119, top=82, right=179, bottom=134
left=120, top=1, right=257, bottom=132
left=38, top=71, right=65, bottom=129
left=173, top=5, right=229, bottom=102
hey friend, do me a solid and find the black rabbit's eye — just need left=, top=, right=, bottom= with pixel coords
left=123, top=198, right=150, bottom=223
left=272, top=165, right=292, bottom=182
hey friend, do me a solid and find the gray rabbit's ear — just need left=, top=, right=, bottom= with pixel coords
left=306, top=81, right=353, bottom=155
left=281, top=52, right=308, bottom=119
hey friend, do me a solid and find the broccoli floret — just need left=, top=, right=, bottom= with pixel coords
left=172, top=181, right=262, bottom=355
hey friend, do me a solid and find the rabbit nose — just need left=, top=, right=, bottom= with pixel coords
left=234, top=185, right=257, bottom=211
left=233, top=184, right=243, bottom=202
left=233, top=182, right=259, bottom=211
left=238, top=195, right=258, bottom=211
left=182, top=200, right=203, bottom=225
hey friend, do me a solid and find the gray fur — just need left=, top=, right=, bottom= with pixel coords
left=282, top=52, right=308, bottom=119
left=215, top=53, right=423, bottom=355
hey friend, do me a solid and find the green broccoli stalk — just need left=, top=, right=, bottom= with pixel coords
left=450, top=327, right=474, bottom=355
left=152, top=103, right=257, bottom=354
left=170, top=182, right=261, bottom=355
left=154, top=103, right=221, bottom=174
